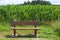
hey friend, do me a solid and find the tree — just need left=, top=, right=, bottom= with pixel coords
left=27, top=0, right=31, bottom=4
left=24, top=1, right=27, bottom=4
left=24, top=0, right=31, bottom=5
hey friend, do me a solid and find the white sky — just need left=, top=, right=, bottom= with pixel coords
left=0, top=0, right=60, bottom=5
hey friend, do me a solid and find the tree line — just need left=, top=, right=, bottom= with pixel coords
left=24, top=0, right=51, bottom=5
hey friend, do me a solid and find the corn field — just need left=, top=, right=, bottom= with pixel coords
left=0, top=5, right=60, bottom=23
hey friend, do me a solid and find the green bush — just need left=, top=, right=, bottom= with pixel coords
left=0, top=5, right=60, bottom=23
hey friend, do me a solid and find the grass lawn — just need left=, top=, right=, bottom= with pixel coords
left=0, top=23, right=60, bottom=40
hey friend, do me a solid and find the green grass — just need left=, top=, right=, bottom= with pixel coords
left=0, top=23, right=10, bottom=31
left=0, top=23, right=60, bottom=40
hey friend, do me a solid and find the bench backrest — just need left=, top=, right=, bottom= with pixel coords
left=11, top=21, right=39, bottom=27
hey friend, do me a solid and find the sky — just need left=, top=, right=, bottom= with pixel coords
left=0, top=0, right=60, bottom=5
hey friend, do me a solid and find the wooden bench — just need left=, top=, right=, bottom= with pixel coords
left=11, top=21, right=40, bottom=37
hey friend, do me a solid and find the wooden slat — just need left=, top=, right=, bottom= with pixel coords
left=11, top=28, right=40, bottom=30
left=11, top=21, right=39, bottom=26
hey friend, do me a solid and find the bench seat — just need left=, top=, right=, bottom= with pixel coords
left=11, top=28, right=40, bottom=30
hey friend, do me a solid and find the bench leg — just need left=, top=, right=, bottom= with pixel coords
left=13, top=29, right=16, bottom=37
left=34, top=30, right=38, bottom=37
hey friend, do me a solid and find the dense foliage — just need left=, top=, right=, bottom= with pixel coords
left=0, top=5, right=60, bottom=23
left=24, top=0, right=51, bottom=5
